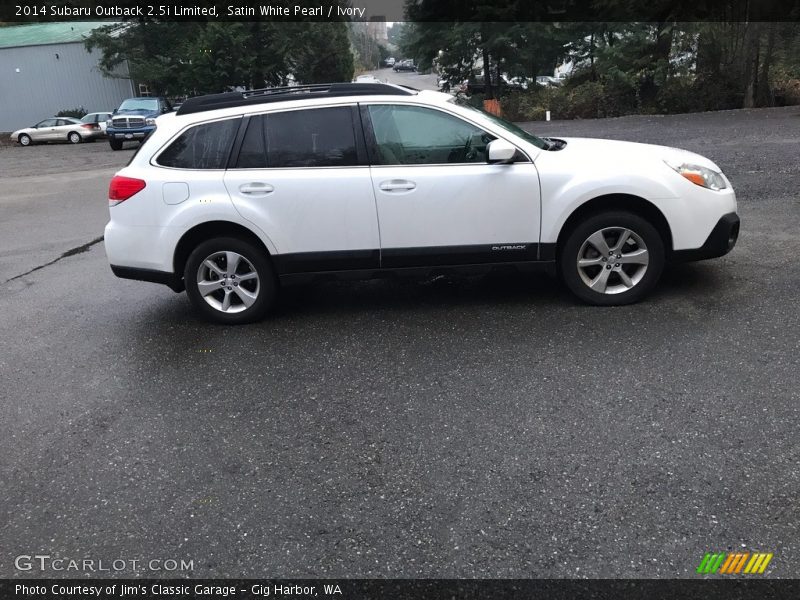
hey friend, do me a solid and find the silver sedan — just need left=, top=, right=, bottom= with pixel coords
left=11, top=117, right=104, bottom=146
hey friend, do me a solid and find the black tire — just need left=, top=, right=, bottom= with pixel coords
left=559, top=210, right=665, bottom=306
left=68, top=131, right=82, bottom=144
left=18, top=134, right=31, bottom=146
left=184, top=237, right=277, bottom=325
left=109, top=139, right=123, bottom=151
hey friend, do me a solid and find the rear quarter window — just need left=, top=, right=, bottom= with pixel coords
left=156, top=118, right=240, bottom=169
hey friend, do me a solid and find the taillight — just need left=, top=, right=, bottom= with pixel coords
left=81, top=123, right=96, bottom=130
left=109, top=175, right=146, bottom=206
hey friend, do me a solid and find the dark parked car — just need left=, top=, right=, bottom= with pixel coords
left=393, top=60, right=417, bottom=72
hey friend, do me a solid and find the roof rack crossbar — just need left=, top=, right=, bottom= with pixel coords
left=176, top=83, right=416, bottom=116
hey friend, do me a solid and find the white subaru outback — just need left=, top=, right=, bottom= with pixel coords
left=104, top=83, right=739, bottom=324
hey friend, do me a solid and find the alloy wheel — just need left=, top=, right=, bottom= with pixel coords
left=196, top=251, right=260, bottom=313
left=576, top=227, right=650, bottom=294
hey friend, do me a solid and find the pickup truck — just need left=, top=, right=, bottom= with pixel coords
left=106, top=97, right=173, bottom=150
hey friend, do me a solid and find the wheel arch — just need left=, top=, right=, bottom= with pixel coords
left=173, top=221, right=274, bottom=286
left=555, top=194, right=673, bottom=259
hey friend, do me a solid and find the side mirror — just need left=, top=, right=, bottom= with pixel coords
left=487, top=139, right=517, bottom=163
left=112, top=108, right=118, bottom=114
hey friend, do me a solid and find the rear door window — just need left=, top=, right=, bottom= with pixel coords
left=233, top=107, right=358, bottom=169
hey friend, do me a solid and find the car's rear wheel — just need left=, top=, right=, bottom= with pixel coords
left=109, top=139, right=123, bottom=151
left=68, top=132, right=82, bottom=144
left=184, top=237, right=276, bottom=324
left=18, top=134, right=31, bottom=146
left=559, top=211, right=665, bottom=305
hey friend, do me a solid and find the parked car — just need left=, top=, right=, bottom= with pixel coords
left=465, top=75, right=530, bottom=95
left=81, top=112, right=113, bottom=134
left=106, top=97, right=173, bottom=151
left=384, top=57, right=396, bottom=67
left=105, top=83, right=739, bottom=324
left=536, top=75, right=563, bottom=87
left=353, top=74, right=383, bottom=84
left=393, top=60, right=417, bottom=72
left=11, top=117, right=103, bottom=146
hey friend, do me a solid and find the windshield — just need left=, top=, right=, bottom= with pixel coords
left=118, top=98, right=159, bottom=112
left=454, top=100, right=549, bottom=150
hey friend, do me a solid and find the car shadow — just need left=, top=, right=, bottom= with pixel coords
left=128, top=261, right=736, bottom=331
left=272, top=271, right=566, bottom=319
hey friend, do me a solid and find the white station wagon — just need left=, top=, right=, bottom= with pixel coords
left=104, top=83, right=739, bottom=324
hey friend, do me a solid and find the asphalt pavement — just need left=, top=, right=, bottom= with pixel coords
left=363, top=67, right=440, bottom=90
left=0, top=106, right=798, bottom=578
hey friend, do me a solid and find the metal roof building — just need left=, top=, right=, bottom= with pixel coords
left=0, top=22, right=134, bottom=131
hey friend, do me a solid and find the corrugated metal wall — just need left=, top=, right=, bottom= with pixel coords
left=0, top=42, right=134, bottom=132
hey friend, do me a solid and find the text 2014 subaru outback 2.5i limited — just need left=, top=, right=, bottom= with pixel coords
left=104, top=83, right=739, bottom=324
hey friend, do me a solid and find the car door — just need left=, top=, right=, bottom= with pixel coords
left=224, top=105, right=380, bottom=274
left=54, top=119, right=75, bottom=140
left=33, top=119, right=57, bottom=141
left=361, top=103, right=541, bottom=267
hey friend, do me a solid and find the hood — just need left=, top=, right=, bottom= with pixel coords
left=115, top=108, right=159, bottom=117
left=555, top=137, right=723, bottom=172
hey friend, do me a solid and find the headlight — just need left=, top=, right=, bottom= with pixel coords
left=106, top=119, right=113, bottom=128
left=665, top=159, right=726, bottom=191
left=145, top=118, right=157, bottom=126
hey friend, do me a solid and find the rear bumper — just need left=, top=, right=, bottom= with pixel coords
left=671, top=213, right=740, bottom=262
left=110, top=265, right=183, bottom=292
left=79, top=130, right=104, bottom=140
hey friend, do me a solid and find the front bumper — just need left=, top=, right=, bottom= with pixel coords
left=107, top=126, right=155, bottom=140
left=671, top=213, right=740, bottom=262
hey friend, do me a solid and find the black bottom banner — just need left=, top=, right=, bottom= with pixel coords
left=2, top=579, right=800, bottom=600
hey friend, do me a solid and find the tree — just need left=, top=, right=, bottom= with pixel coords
left=86, top=20, right=354, bottom=97
left=85, top=21, right=200, bottom=96
left=292, top=22, right=354, bottom=83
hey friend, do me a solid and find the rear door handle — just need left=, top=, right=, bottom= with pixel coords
left=379, top=179, right=416, bottom=192
left=239, top=183, right=274, bottom=195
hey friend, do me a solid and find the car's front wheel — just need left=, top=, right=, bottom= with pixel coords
left=109, top=139, right=123, bottom=151
left=184, top=237, right=276, bottom=324
left=18, top=134, right=31, bottom=146
left=559, top=211, right=665, bottom=305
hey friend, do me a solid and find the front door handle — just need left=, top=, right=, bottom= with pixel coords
left=239, top=183, right=274, bottom=195
left=379, top=179, right=416, bottom=192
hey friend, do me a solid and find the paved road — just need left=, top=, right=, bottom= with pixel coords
left=364, top=67, right=440, bottom=90
left=1, top=107, right=798, bottom=578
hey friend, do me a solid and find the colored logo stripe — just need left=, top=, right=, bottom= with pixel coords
left=697, top=552, right=773, bottom=575
left=697, top=553, right=725, bottom=574
left=744, top=553, right=773, bottom=574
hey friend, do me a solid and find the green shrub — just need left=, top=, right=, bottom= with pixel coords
left=56, top=107, right=87, bottom=118
left=771, top=78, right=800, bottom=106
left=498, top=87, right=562, bottom=121
left=655, top=77, right=698, bottom=114
left=561, top=81, right=605, bottom=119
left=689, top=73, right=742, bottom=112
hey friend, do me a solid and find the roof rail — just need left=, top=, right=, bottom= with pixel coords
left=176, top=83, right=417, bottom=116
